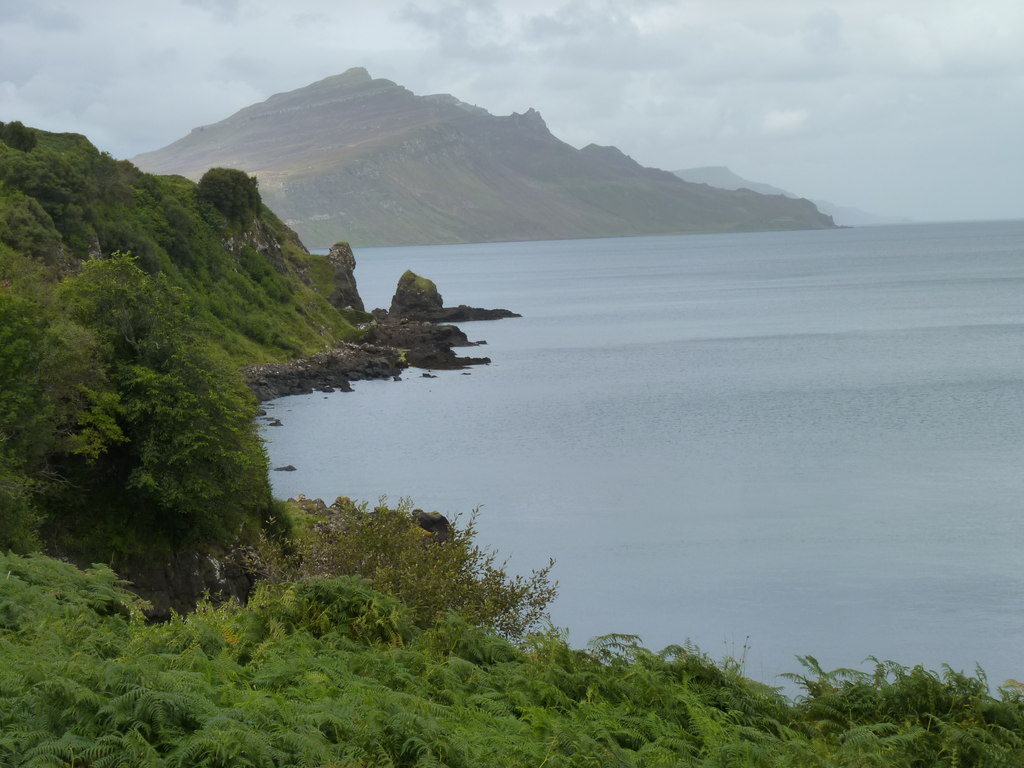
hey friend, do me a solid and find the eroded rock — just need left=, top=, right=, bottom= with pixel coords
left=387, top=270, right=520, bottom=322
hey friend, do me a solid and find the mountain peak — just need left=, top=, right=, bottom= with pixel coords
left=317, top=67, right=373, bottom=86
left=509, top=107, right=547, bottom=131
left=134, top=73, right=837, bottom=247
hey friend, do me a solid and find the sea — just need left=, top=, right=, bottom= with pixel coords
left=260, top=220, right=1024, bottom=691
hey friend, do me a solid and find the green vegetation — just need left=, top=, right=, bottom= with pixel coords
left=0, top=120, right=38, bottom=153
left=0, top=126, right=363, bottom=559
left=0, top=128, right=360, bottom=363
left=196, top=166, right=262, bottom=227
left=400, top=269, right=439, bottom=296
left=0, top=551, right=1021, bottom=767
left=251, top=496, right=557, bottom=639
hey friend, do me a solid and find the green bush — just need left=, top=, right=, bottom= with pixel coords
left=196, top=167, right=261, bottom=226
left=251, top=496, right=558, bottom=640
left=0, top=120, right=37, bottom=152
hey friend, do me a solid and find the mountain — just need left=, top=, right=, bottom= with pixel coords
left=134, top=68, right=835, bottom=248
left=673, top=166, right=908, bottom=227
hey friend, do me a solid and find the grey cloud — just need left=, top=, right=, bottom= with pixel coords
left=2, top=0, right=1022, bottom=222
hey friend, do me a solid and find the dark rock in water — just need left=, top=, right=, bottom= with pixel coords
left=325, top=241, right=365, bottom=311
left=422, top=372, right=437, bottom=378
left=267, top=419, right=284, bottom=426
left=389, top=269, right=443, bottom=319
left=274, top=465, right=297, bottom=471
left=243, top=270, right=510, bottom=403
left=244, top=342, right=404, bottom=401
left=387, top=270, right=520, bottom=322
left=364, top=319, right=491, bottom=369
left=430, top=304, right=520, bottom=322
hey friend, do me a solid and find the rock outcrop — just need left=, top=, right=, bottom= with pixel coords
left=242, top=269, right=518, bottom=399
left=325, top=241, right=365, bottom=311
left=387, top=270, right=520, bottom=322
left=108, top=549, right=255, bottom=621
left=364, top=319, right=491, bottom=369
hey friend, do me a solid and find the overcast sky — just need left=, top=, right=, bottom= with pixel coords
left=2, top=0, right=1022, bottom=222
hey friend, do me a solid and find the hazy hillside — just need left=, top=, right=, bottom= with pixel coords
left=134, top=68, right=836, bottom=247
left=674, top=166, right=907, bottom=227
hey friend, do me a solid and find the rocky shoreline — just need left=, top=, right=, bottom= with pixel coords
left=243, top=342, right=405, bottom=401
left=244, top=262, right=519, bottom=402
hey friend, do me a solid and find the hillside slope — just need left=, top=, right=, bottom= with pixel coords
left=674, top=166, right=908, bottom=227
left=134, top=68, right=836, bottom=247
left=0, top=123, right=365, bottom=561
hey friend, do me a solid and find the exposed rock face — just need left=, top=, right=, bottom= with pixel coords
left=325, top=241, right=364, bottom=311
left=222, top=216, right=291, bottom=276
left=113, top=549, right=255, bottom=621
left=388, top=270, right=520, bottom=323
left=244, top=342, right=404, bottom=401
left=241, top=269, right=516, bottom=401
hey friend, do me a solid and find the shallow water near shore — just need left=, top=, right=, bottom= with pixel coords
left=262, top=221, right=1024, bottom=689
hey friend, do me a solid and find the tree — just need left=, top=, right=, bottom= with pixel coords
left=0, top=121, right=37, bottom=152
left=196, top=167, right=261, bottom=226
left=53, top=254, right=273, bottom=552
left=0, top=292, right=47, bottom=552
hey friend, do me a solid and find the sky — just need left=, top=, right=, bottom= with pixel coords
left=2, top=0, right=1023, bottom=223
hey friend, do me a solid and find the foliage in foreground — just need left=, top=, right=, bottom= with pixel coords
left=251, top=496, right=558, bottom=640
left=1, top=552, right=1022, bottom=768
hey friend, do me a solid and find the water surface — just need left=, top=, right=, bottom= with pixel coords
left=263, top=221, right=1024, bottom=688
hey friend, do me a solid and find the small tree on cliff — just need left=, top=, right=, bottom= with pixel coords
left=0, top=121, right=38, bottom=153
left=196, top=167, right=261, bottom=227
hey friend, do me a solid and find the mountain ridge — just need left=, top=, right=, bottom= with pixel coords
left=673, top=165, right=908, bottom=227
left=134, top=68, right=836, bottom=247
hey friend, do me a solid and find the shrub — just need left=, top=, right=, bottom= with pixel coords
left=0, top=120, right=37, bottom=152
left=196, top=167, right=261, bottom=226
left=250, top=496, right=558, bottom=640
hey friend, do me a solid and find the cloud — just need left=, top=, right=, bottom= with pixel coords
left=761, top=108, right=810, bottom=135
left=1, top=0, right=1022, bottom=221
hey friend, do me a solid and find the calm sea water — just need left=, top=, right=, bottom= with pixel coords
left=261, top=221, right=1024, bottom=689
